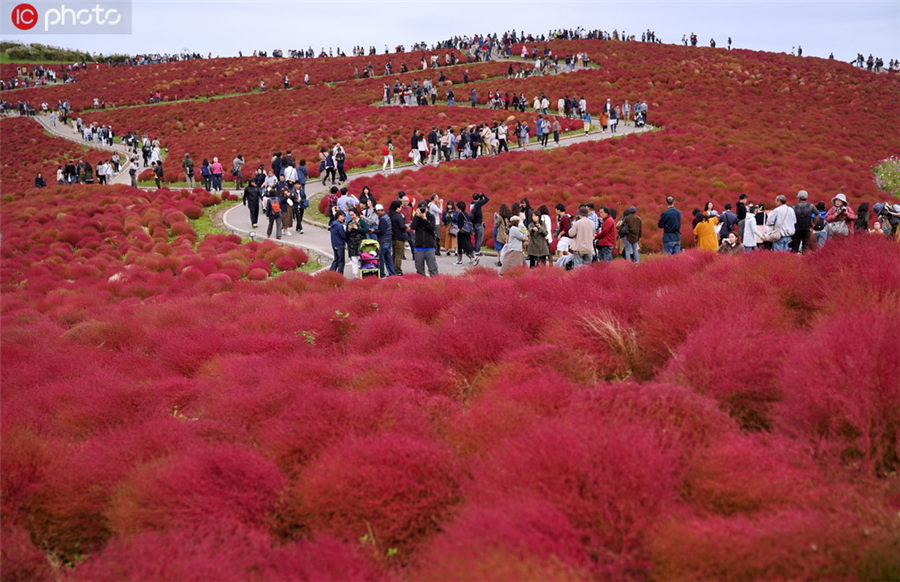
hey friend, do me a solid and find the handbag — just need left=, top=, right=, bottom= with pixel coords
left=449, top=224, right=460, bottom=236
left=762, top=226, right=782, bottom=242
left=826, top=219, right=849, bottom=237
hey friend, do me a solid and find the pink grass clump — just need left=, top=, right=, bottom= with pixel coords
left=106, top=443, right=286, bottom=535
left=285, top=433, right=462, bottom=556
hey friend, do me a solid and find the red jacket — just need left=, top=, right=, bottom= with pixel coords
left=594, top=215, right=616, bottom=247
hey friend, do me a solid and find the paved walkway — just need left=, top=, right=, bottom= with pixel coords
left=222, top=118, right=653, bottom=276
left=27, top=107, right=655, bottom=277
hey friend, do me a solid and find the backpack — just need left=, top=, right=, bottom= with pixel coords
left=268, top=198, right=281, bottom=215
left=812, top=212, right=826, bottom=231
left=382, top=145, right=390, bottom=156
left=460, top=214, right=473, bottom=235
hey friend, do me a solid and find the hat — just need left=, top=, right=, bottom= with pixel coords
left=832, top=192, right=848, bottom=205
left=797, top=190, right=808, bottom=200
left=893, top=203, right=900, bottom=214
left=374, top=204, right=384, bottom=211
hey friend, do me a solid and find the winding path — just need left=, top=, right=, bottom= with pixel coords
left=27, top=106, right=656, bottom=276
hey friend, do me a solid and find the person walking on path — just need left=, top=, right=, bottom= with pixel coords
left=182, top=154, right=195, bottom=188
left=658, top=196, right=682, bottom=255
left=382, top=138, right=394, bottom=174
left=242, top=181, right=262, bottom=228
left=329, top=210, right=348, bottom=274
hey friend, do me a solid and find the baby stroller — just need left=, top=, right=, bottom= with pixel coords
left=359, top=239, right=381, bottom=278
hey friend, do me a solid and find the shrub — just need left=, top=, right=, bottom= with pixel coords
left=775, top=304, right=900, bottom=476
left=414, top=498, right=590, bottom=581
left=71, top=521, right=384, bottom=582
left=285, top=433, right=462, bottom=558
left=0, top=523, right=55, bottom=582
left=650, top=506, right=900, bottom=581
left=106, top=443, right=286, bottom=535
left=470, top=414, right=682, bottom=577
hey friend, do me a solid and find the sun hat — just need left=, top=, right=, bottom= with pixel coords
left=375, top=204, right=384, bottom=211
left=832, top=192, right=848, bottom=205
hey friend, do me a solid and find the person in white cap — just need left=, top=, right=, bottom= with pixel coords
left=824, top=193, right=857, bottom=238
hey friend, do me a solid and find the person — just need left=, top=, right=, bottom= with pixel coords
left=334, top=145, right=347, bottom=184
left=129, top=157, right=139, bottom=188
left=382, top=138, right=394, bottom=174
left=555, top=203, right=573, bottom=256
left=389, top=199, right=407, bottom=275
left=336, top=187, right=359, bottom=215
left=740, top=204, right=760, bottom=251
left=765, top=195, right=796, bottom=251
left=264, top=190, right=284, bottom=240
left=494, top=204, right=512, bottom=264
left=441, top=200, right=458, bottom=254
left=718, top=231, right=743, bottom=255
left=329, top=210, right=348, bottom=274
left=455, top=201, right=479, bottom=265
left=582, top=110, right=591, bottom=134
left=825, top=193, right=857, bottom=238
left=182, top=153, right=195, bottom=188
left=152, top=161, right=164, bottom=189
left=790, top=190, right=816, bottom=253
left=426, top=194, right=443, bottom=255
left=718, top=204, right=738, bottom=241
left=410, top=202, right=439, bottom=276
left=200, top=158, right=212, bottom=191
left=34, top=172, right=46, bottom=188
left=346, top=208, right=369, bottom=278
left=568, top=207, right=594, bottom=267
left=56, top=166, right=64, bottom=185
left=594, top=206, right=616, bottom=261
left=242, top=181, right=262, bottom=228
left=526, top=212, right=550, bottom=267
left=854, top=202, right=870, bottom=233
left=470, top=192, right=490, bottom=255
left=812, top=201, right=828, bottom=248
left=657, top=196, right=682, bottom=254
left=323, top=149, right=337, bottom=185
left=621, top=206, right=642, bottom=263
left=232, top=154, right=244, bottom=189
left=551, top=118, right=561, bottom=146
left=693, top=212, right=719, bottom=251
left=374, top=203, right=396, bottom=277
left=210, top=157, right=224, bottom=192
left=500, top=216, right=527, bottom=274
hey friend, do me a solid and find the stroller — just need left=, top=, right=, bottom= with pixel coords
left=359, top=239, right=381, bottom=278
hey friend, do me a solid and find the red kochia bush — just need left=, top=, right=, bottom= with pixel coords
left=775, top=304, right=900, bottom=476
left=71, top=520, right=383, bottom=582
left=470, top=414, right=683, bottom=578
left=106, top=443, right=286, bottom=535
left=285, top=433, right=462, bottom=556
left=650, top=506, right=900, bottom=581
left=415, top=498, right=590, bottom=581
left=0, top=523, right=55, bottom=582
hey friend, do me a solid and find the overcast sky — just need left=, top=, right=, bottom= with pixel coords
left=4, top=0, right=898, bottom=63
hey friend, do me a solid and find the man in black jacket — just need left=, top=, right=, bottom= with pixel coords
left=411, top=202, right=439, bottom=276
left=791, top=190, right=816, bottom=254
left=243, top=182, right=262, bottom=228
left=389, top=199, right=407, bottom=275
left=470, top=192, right=490, bottom=255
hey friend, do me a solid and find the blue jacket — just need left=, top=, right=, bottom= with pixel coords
left=330, top=220, right=348, bottom=248
left=376, top=213, right=393, bottom=243
left=657, top=207, right=682, bottom=240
